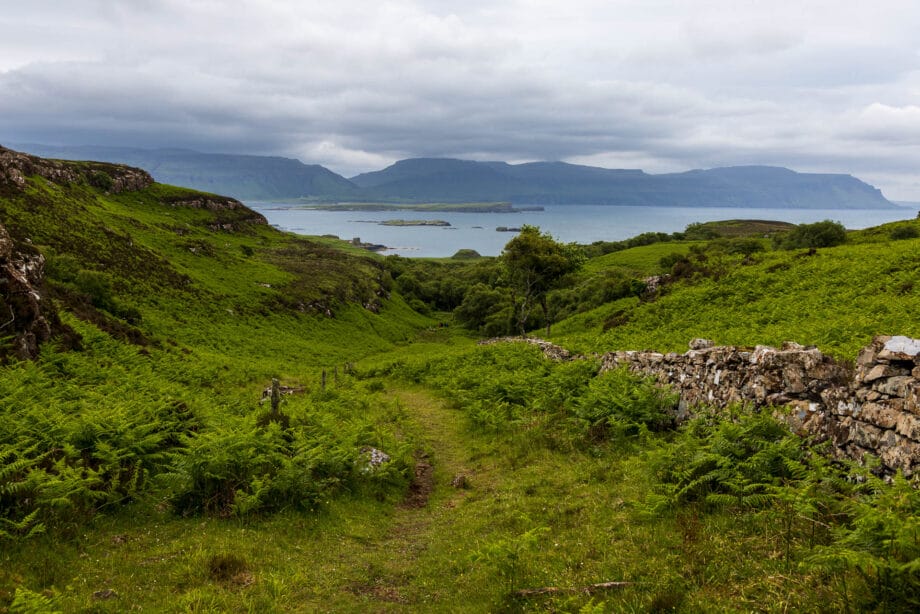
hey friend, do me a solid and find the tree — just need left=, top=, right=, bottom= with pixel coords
left=500, top=225, right=584, bottom=336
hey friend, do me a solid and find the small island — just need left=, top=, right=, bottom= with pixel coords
left=378, top=219, right=451, bottom=227
left=496, top=226, right=522, bottom=232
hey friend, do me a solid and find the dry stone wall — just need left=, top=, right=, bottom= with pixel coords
left=600, top=336, right=920, bottom=475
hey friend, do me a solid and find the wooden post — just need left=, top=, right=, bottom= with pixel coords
left=270, top=378, right=281, bottom=416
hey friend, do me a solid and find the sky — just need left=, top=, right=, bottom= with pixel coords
left=1, top=0, right=919, bottom=200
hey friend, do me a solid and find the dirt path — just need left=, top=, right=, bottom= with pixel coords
left=341, top=386, right=487, bottom=609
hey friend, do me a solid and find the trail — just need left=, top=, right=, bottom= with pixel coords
left=337, top=386, right=490, bottom=610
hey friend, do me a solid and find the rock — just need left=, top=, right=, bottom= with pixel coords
left=450, top=474, right=470, bottom=489
left=859, top=403, right=900, bottom=429
left=863, top=364, right=909, bottom=383
left=878, top=336, right=920, bottom=361
left=874, top=376, right=914, bottom=398
left=1, top=145, right=152, bottom=193
left=689, top=338, right=714, bottom=350
left=850, top=421, right=882, bottom=449
left=856, top=345, right=878, bottom=366
left=359, top=447, right=391, bottom=472
left=896, top=413, right=920, bottom=441
left=0, top=223, right=58, bottom=359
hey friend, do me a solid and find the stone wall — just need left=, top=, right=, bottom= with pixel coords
left=600, top=336, right=920, bottom=476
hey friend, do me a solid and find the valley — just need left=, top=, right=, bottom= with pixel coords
left=2, top=147, right=920, bottom=612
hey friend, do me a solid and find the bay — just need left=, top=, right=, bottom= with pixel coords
left=246, top=202, right=917, bottom=258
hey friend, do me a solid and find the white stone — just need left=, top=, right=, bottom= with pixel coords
left=881, top=336, right=920, bottom=357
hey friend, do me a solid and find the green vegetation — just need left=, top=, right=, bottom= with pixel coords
left=3, top=159, right=920, bottom=611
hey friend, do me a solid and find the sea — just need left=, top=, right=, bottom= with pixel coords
left=246, top=202, right=918, bottom=258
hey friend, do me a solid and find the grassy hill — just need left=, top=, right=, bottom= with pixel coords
left=11, top=144, right=358, bottom=201
left=3, top=149, right=920, bottom=612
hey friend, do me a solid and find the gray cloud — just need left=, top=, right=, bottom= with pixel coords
left=1, top=0, right=920, bottom=199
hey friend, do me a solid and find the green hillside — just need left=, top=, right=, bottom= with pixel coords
left=3, top=149, right=920, bottom=612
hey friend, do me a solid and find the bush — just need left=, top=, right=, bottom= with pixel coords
left=777, top=220, right=847, bottom=250
left=87, top=170, right=114, bottom=192
left=890, top=225, right=919, bottom=240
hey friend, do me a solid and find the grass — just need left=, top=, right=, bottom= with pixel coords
left=2, top=380, right=844, bottom=612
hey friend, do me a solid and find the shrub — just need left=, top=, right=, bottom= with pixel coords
left=890, top=225, right=919, bottom=240
left=777, top=220, right=847, bottom=249
left=87, top=170, right=114, bottom=192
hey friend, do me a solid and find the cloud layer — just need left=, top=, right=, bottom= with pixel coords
left=2, top=0, right=919, bottom=199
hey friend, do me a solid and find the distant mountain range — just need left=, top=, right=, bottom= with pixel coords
left=11, top=143, right=898, bottom=209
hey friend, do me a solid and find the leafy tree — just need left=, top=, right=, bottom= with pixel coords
left=454, top=283, right=511, bottom=334
left=500, top=225, right=584, bottom=336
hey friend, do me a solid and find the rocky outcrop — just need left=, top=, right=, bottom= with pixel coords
left=0, top=223, right=55, bottom=359
left=601, top=336, right=920, bottom=476
left=0, top=145, right=153, bottom=193
left=166, top=196, right=267, bottom=229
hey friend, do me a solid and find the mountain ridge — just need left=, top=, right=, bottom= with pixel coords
left=10, top=143, right=897, bottom=209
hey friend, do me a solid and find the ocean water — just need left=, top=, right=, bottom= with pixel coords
left=246, top=202, right=917, bottom=258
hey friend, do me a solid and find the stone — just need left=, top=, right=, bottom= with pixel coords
left=878, top=336, right=920, bottom=361
left=689, top=338, right=714, bottom=350
left=782, top=365, right=806, bottom=394
left=859, top=403, right=900, bottom=429
left=0, top=223, right=60, bottom=360
left=856, top=345, right=878, bottom=366
left=875, top=376, right=914, bottom=398
left=880, top=445, right=912, bottom=474
left=850, top=421, right=882, bottom=449
left=863, top=364, right=909, bottom=383
left=359, top=447, right=391, bottom=472
left=896, top=413, right=920, bottom=441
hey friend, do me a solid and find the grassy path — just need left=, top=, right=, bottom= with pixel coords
left=330, top=386, right=498, bottom=611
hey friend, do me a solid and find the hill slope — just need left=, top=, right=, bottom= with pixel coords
left=11, top=143, right=357, bottom=201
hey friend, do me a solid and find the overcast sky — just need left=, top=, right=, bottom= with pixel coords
left=2, top=1, right=919, bottom=199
